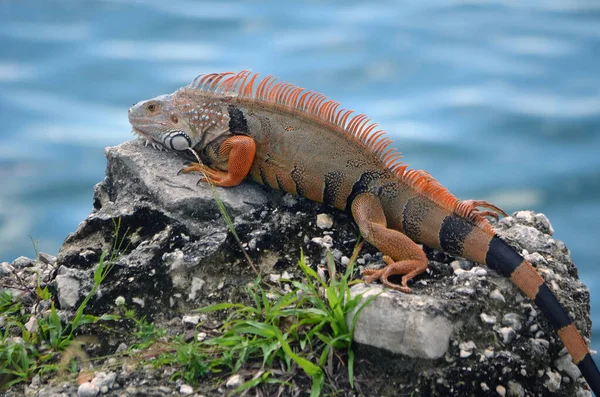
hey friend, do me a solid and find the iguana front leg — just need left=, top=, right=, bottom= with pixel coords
left=351, top=193, right=428, bottom=293
left=179, top=135, right=256, bottom=187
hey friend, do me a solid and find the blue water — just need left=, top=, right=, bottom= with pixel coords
left=1, top=0, right=599, bottom=351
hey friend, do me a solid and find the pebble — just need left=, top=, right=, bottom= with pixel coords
left=12, top=256, right=34, bottom=268
left=311, top=236, right=333, bottom=249
left=473, top=267, right=487, bottom=277
left=182, top=315, right=201, bottom=326
left=38, top=252, right=57, bottom=265
left=459, top=341, right=476, bottom=358
left=316, top=213, right=333, bottom=229
left=29, top=374, right=41, bottom=387
left=554, top=352, right=581, bottom=381
left=535, top=213, right=554, bottom=235
left=0, top=262, right=14, bottom=275
left=489, top=289, right=506, bottom=303
left=179, top=384, right=194, bottom=395
left=520, top=369, right=527, bottom=376
left=544, top=369, right=562, bottom=392
left=498, top=327, right=516, bottom=344
left=480, top=313, right=496, bottom=325
left=225, top=374, right=243, bottom=388
left=450, top=260, right=462, bottom=271
left=524, top=252, right=547, bottom=266
left=268, top=273, right=281, bottom=283
left=78, top=382, right=99, bottom=397
left=332, top=249, right=343, bottom=260
left=25, top=316, right=38, bottom=333
left=508, top=380, right=524, bottom=397
left=502, top=313, right=523, bottom=332
left=496, top=384, right=506, bottom=397
left=480, top=382, right=489, bottom=392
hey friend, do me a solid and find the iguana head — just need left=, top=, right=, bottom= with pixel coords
left=128, top=88, right=231, bottom=152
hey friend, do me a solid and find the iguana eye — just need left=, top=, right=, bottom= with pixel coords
left=147, top=104, right=156, bottom=111
left=169, top=133, right=191, bottom=151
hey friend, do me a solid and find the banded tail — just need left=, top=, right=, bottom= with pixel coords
left=485, top=234, right=600, bottom=394
left=411, top=207, right=600, bottom=393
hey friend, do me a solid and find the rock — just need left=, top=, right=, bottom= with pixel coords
left=225, top=374, right=244, bottom=388
left=508, top=380, right=525, bottom=397
left=24, top=316, right=38, bottom=333
left=54, top=274, right=82, bottom=309
left=38, top=252, right=57, bottom=265
left=0, top=261, right=14, bottom=275
left=498, top=327, right=516, bottom=344
left=179, top=384, right=194, bottom=395
left=545, top=369, right=562, bottom=392
left=1, top=141, right=594, bottom=397
left=480, top=313, right=496, bottom=324
left=316, top=213, right=333, bottom=229
left=489, top=289, right=505, bottom=303
left=78, top=382, right=99, bottom=397
left=12, top=256, right=34, bottom=268
left=91, top=371, right=117, bottom=391
left=555, top=352, right=582, bottom=381
left=182, top=315, right=201, bottom=326
left=348, top=284, right=455, bottom=359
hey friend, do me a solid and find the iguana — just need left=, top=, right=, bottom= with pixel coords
left=128, top=70, right=600, bottom=393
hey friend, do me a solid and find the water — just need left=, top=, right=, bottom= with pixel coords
left=1, top=0, right=599, bottom=351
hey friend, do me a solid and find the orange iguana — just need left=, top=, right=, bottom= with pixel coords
left=128, top=70, right=600, bottom=393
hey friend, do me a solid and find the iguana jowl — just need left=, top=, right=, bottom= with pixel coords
left=128, top=70, right=600, bottom=393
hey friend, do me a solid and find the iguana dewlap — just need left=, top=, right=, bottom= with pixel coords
left=128, top=70, right=600, bottom=393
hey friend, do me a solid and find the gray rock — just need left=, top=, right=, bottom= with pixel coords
left=225, top=374, right=244, bottom=388
left=0, top=261, right=14, bottom=275
left=12, top=255, right=34, bottom=268
left=555, top=352, right=582, bottom=381
left=55, top=274, right=81, bottom=309
left=77, top=382, right=99, bottom=397
left=2, top=140, right=593, bottom=397
left=348, top=284, right=455, bottom=359
left=38, top=252, right=57, bottom=265
left=91, top=371, right=117, bottom=392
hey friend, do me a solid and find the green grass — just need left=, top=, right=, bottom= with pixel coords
left=184, top=242, right=378, bottom=396
left=0, top=217, right=129, bottom=389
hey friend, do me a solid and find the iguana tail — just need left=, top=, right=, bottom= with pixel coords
left=482, top=234, right=600, bottom=394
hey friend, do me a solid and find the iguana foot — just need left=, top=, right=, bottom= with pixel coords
left=178, top=162, right=238, bottom=187
left=462, top=199, right=508, bottom=220
left=362, top=255, right=427, bottom=294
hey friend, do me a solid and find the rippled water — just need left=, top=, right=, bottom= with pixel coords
left=1, top=0, right=599, bottom=349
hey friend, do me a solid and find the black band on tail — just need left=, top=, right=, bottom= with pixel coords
left=577, top=354, right=600, bottom=395
left=485, top=235, right=522, bottom=277
left=534, top=284, right=572, bottom=330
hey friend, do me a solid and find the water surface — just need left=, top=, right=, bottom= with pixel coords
left=1, top=0, right=599, bottom=353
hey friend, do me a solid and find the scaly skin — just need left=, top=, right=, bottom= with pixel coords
left=128, top=70, right=600, bottom=393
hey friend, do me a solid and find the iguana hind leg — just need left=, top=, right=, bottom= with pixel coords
left=351, top=193, right=428, bottom=293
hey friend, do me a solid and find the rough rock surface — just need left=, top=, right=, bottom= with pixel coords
left=0, top=140, right=595, bottom=396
